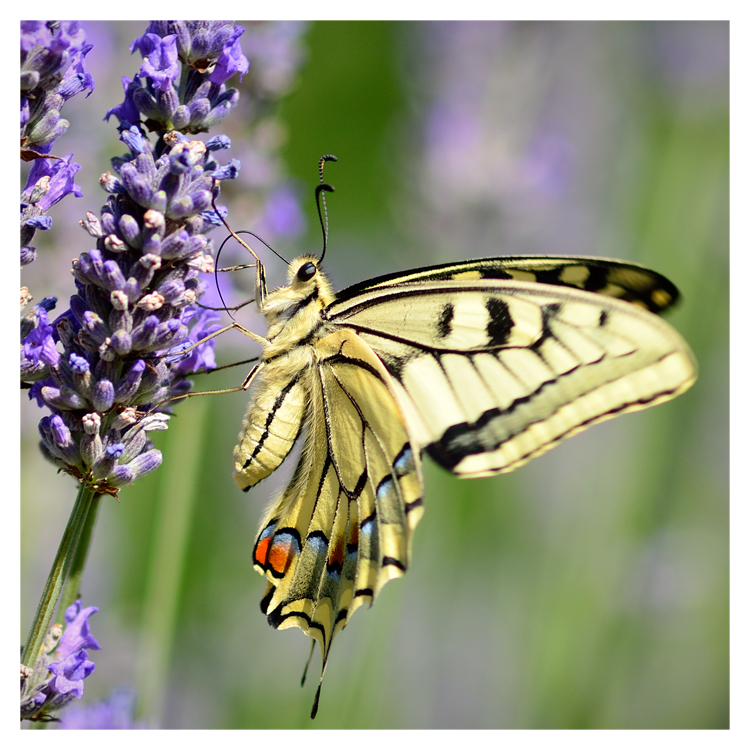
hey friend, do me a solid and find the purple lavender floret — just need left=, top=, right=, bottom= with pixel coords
left=21, top=154, right=83, bottom=260
left=107, top=22, right=247, bottom=134
left=132, top=33, right=180, bottom=92
left=21, top=600, right=100, bottom=720
left=21, top=299, right=60, bottom=381
left=23, top=153, right=83, bottom=211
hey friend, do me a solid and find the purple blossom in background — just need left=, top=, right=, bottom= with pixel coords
left=168, top=306, right=222, bottom=377
left=21, top=600, right=100, bottom=720
left=264, top=184, right=306, bottom=237
left=61, top=688, right=144, bottom=729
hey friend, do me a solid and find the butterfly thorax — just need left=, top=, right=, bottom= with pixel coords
left=260, top=255, right=336, bottom=361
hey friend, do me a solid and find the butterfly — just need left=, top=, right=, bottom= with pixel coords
left=229, top=236, right=697, bottom=716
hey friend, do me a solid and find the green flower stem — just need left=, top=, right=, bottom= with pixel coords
left=57, top=491, right=103, bottom=620
left=22, top=484, right=99, bottom=668
left=135, top=396, right=209, bottom=727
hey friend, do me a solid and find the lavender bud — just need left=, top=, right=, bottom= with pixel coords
left=141, top=413, right=171, bottom=432
left=136, top=292, right=164, bottom=311
left=124, top=449, right=162, bottom=481
left=172, top=105, right=191, bottom=130
left=100, top=172, right=123, bottom=194
left=130, top=254, right=161, bottom=290
left=160, top=230, right=188, bottom=259
left=114, top=360, right=146, bottom=402
left=104, top=234, right=128, bottom=253
left=97, top=339, right=117, bottom=362
left=56, top=316, right=76, bottom=348
left=106, top=465, right=135, bottom=486
left=150, top=190, right=167, bottom=213
left=80, top=431, right=103, bottom=467
left=131, top=316, right=159, bottom=350
left=188, top=98, right=210, bottom=126
left=28, top=175, right=51, bottom=204
left=79, top=211, right=103, bottom=238
left=112, top=407, right=138, bottom=430
left=42, top=385, right=87, bottom=411
left=102, top=260, right=127, bottom=291
left=93, top=443, right=124, bottom=478
left=118, top=214, right=142, bottom=248
left=81, top=412, right=101, bottom=435
left=205, top=134, right=231, bottom=151
left=99, top=209, right=117, bottom=236
left=120, top=163, right=154, bottom=208
left=110, top=290, right=129, bottom=311
left=120, top=425, right=147, bottom=462
left=109, top=330, right=132, bottom=355
left=82, top=311, right=109, bottom=344
left=91, top=379, right=115, bottom=412
left=157, top=86, right=179, bottom=119
left=21, top=246, right=38, bottom=266
left=153, top=318, right=185, bottom=348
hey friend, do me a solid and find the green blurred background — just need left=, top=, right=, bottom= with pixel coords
left=21, top=21, right=728, bottom=729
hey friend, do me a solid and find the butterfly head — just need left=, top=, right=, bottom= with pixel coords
left=287, top=255, right=334, bottom=301
left=262, top=254, right=336, bottom=328
left=290, top=255, right=321, bottom=286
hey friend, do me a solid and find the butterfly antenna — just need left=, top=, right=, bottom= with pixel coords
left=210, top=186, right=290, bottom=320
left=210, top=186, right=261, bottom=264
left=316, top=154, right=337, bottom=264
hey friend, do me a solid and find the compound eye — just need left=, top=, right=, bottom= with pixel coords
left=296, top=262, right=317, bottom=282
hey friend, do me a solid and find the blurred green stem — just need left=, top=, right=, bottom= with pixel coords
left=58, top=492, right=103, bottom=619
left=135, top=396, right=209, bottom=727
left=22, top=484, right=99, bottom=668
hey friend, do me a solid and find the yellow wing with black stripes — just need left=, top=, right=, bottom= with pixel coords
left=326, top=257, right=696, bottom=477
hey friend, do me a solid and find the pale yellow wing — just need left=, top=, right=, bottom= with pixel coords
left=250, top=329, right=423, bottom=716
left=328, top=278, right=697, bottom=477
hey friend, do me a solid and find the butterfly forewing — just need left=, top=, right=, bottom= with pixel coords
left=329, top=278, right=696, bottom=477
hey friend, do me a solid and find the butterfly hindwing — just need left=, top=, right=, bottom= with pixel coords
left=250, top=329, right=424, bottom=676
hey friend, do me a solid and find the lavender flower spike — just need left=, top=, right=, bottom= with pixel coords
left=26, top=21, right=246, bottom=497
left=107, top=21, right=248, bottom=134
left=30, top=125, right=240, bottom=495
